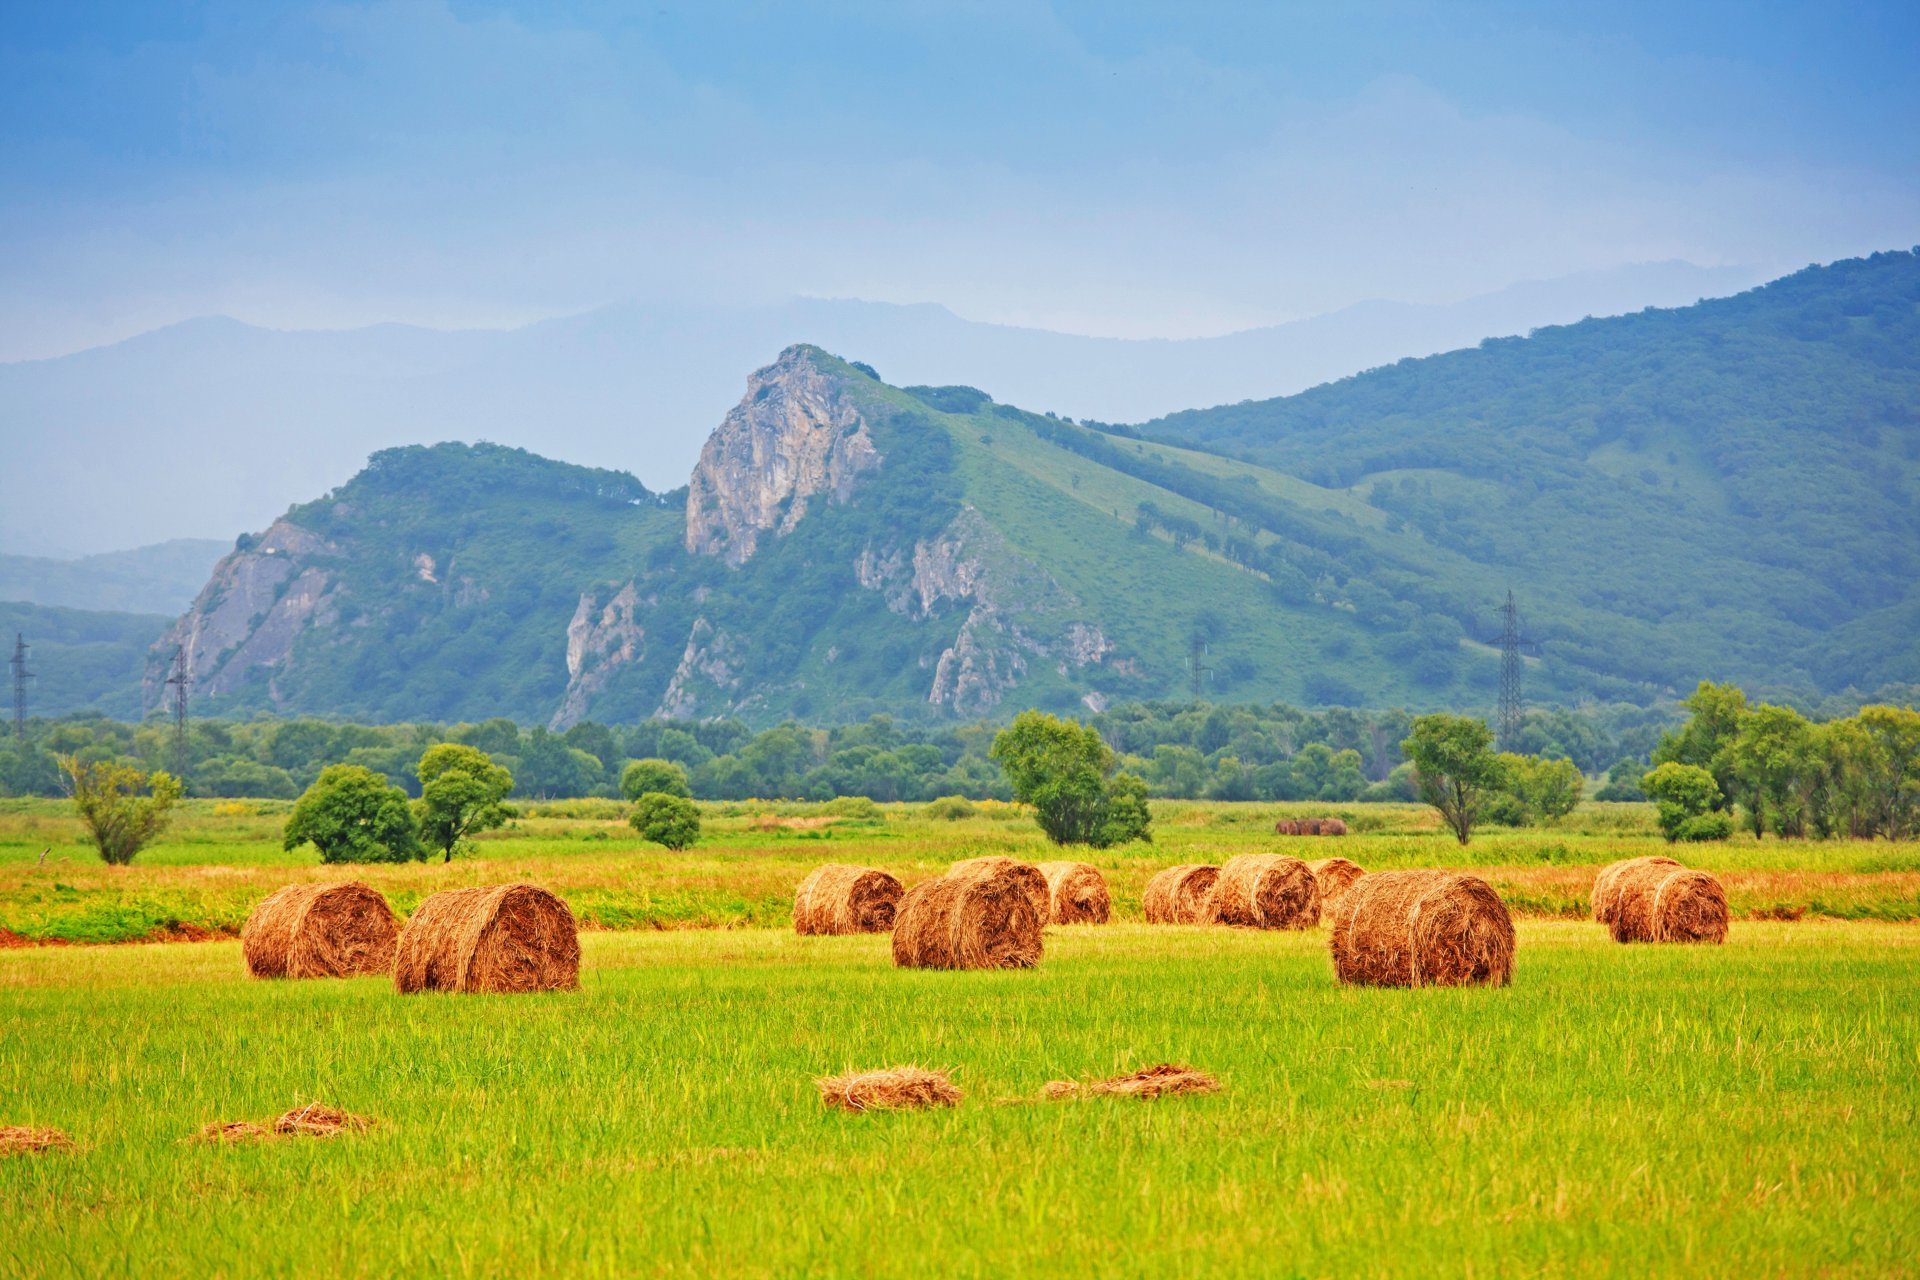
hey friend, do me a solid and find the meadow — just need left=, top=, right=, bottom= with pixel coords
left=2, top=799, right=1917, bottom=1276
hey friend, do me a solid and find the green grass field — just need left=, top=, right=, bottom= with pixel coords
left=2, top=799, right=1917, bottom=1276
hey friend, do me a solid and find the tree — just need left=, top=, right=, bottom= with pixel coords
left=990, top=710, right=1153, bottom=847
left=1501, top=753, right=1585, bottom=823
left=620, top=757, right=691, bottom=801
left=416, top=743, right=514, bottom=863
left=1652, top=681, right=1750, bottom=812
left=283, top=764, right=422, bottom=863
left=59, top=756, right=182, bottom=866
left=1400, top=714, right=1505, bottom=845
left=1641, top=762, right=1724, bottom=843
left=631, top=792, right=700, bottom=849
left=1730, top=704, right=1817, bottom=837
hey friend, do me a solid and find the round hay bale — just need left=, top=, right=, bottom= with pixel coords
left=793, top=864, right=905, bottom=935
left=1318, top=818, right=1348, bottom=836
left=1608, top=863, right=1728, bottom=944
left=891, top=866, right=1043, bottom=970
left=1299, top=818, right=1324, bottom=836
left=393, top=883, right=580, bottom=995
left=1273, top=819, right=1299, bottom=836
left=949, top=856, right=1050, bottom=918
left=1329, top=869, right=1514, bottom=988
left=1207, top=854, right=1321, bottom=929
left=241, top=882, right=398, bottom=980
left=1306, top=857, right=1366, bottom=922
left=1034, top=860, right=1111, bottom=924
left=1142, top=864, right=1220, bottom=924
left=1591, top=855, right=1683, bottom=924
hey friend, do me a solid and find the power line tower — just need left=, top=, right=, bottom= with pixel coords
left=9, top=633, right=29, bottom=741
left=164, top=647, right=191, bottom=782
left=1497, top=590, right=1530, bottom=750
left=1189, top=632, right=1213, bottom=701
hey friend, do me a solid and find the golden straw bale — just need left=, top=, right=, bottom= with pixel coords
left=1207, top=854, right=1321, bottom=929
left=1042, top=1063, right=1220, bottom=1101
left=241, top=882, right=398, bottom=979
left=816, top=1066, right=960, bottom=1112
left=1608, top=863, right=1729, bottom=944
left=793, top=864, right=905, bottom=935
left=1142, top=865, right=1220, bottom=924
left=1306, top=857, right=1366, bottom=921
left=1591, top=855, right=1683, bottom=924
left=950, top=856, right=1050, bottom=917
left=393, top=883, right=579, bottom=995
left=1329, top=869, right=1514, bottom=987
left=891, top=865, right=1044, bottom=970
left=0, top=1126, right=72, bottom=1156
left=1034, top=861, right=1111, bottom=924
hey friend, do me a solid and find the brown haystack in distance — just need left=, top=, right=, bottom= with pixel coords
left=1034, top=860, right=1111, bottom=924
left=1591, top=855, right=1683, bottom=924
left=793, top=864, right=905, bottom=935
left=1276, top=817, right=1347, bottom=836
left=393, top=883, right=580, bottom=995
left=1208, top=854, right=1321, bottom=929
left=241, top=882, right=399, bottom=979
left=1142, top=864, right=1220, bottom=924
left=0, top=1126, right=72, bottom=1156
left=816, top=1066, right=961, bottom=1112
left=1330, top=869, right=1515, bottom=988
left=1042, top=1063, right=1220, bottom=1101
left=1307, top=857, right=1366, bottom=921
left=950, top=856, right=1050, bottom=917
left=891, top=863, right=1044, bottom=970
left=1609, top=862, right=1729, bottom=945
left=1319, top=818, right=1349, bottom=836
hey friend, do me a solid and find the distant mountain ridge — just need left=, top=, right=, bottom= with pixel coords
left=0, top=540, right=230, bottom=615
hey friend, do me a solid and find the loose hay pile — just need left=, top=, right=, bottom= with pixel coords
left=1307, top=857, right=1366, bottom=921
left=1591, top=855, right=1683, bottom=924
left=274, top=1102, right=373, bottom=1136
left=0, top=1126, right=72, bottom=1156
left=1329, top=869, right=1514, bottom=987
left=393, top=883, right=580, bottom=994
left=816, top=1066, right=960, bottom=1112
left=1608, top=861, right=1729, bottom=944
left=240, top=881, right=399, bottom=979
left=792, top=864, right=904, bottom=935
left=891, top=862, right=1044, bottom=970
left=1042, top=1063, right=1220, bottom=1101
left=1207, top=854, right=1321, bottom=929
left=1142, top=864, right=1220, bottom=924
left=949, top=856, right=1051, bottom=917
left=1034, top=860, right=1111, bottom=924
left=193, top=1121, right=269, bottom=1144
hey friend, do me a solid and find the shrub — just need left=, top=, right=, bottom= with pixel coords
left=620, top=758, right=691, bottom=801
left=631, top=792, right=700, bottom=850
left=284, top=765, right=422, bottom=863
left=59, top=756, right=183, bottom=866
left=923, top=795, right=977, bottom=821
left=1676, top=812, right=1734, bottom=842
left=1642, top=762, right=1723, bottom=843
left=822, top=795, right=881, bottom=820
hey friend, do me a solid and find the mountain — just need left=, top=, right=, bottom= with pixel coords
left=0, top=261, right=1762, bottom=557
left=0, top=540, right=230, bottom=615
left=0, top=602, right=169, bottom=720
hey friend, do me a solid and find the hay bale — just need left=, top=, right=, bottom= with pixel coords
left=949, top=856, right=1050, bottom=917
left=1034, top=860, right=1111, bottom=925
left=1609, top=862, right=1729, bottom=944
left=0, top=1126, right=71, bottom=1156
left=393, top=883, right=580, bottom=995
left=1299, top=818, right=1324, bottom=836
left=1207, top=854, right=1321, bottom=929
left=1042, top=1063, right=1220, bottom=1100
left=816, top=1066, right=960, bottom=1112
left=241, top=882, right=399, bottom=980
left=793, top=864, right=905, bottom=935
left=1142, top=864, right=1220, bottom=924
left=1273, top=819, right=1298, bottom=835
left=1307, top=856, right=1366, bottom=921
left=1319, top=818, right=1348, bottom=836
left=1591, top=855, right=1683, bottom=924
left=891, top=865, right=1044, bottom=970
left=1329, top=869, right=1515, bottom=988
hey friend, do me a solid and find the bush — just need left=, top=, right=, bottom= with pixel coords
left=631, top=792, right=700, bottom=849
left=1642, top=761, right=1722, bottom=843
left=989, top=710, right=1154, bottom=847
left=821, top=795, right=881, bottom=820
left=923, top=795, right=977, bottom=821
left=60, top=756, right=183, bottom=866
left=621, top=758, right=691, bottom=801
left=284, top=764, right=422, bottom=863
left=1676, top=812, right=1734, bottom=842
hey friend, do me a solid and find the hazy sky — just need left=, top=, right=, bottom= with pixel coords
left=3, top=0, right=1917, bottom=359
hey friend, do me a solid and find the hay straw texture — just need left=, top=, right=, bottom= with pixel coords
left=0, top=1126, right=71, bottom=1156
left=1307, top=857, right=1366, bottom=921
left=792, top=864, right=905, bottom=935
left=1042, top=1064, right=1220, bottom=1101
left=274, top=1103, right=373, bottom=1136
left=1608, top=862, right=1729, bottom=945
left=1277, top=818, right=1347, bottom=836
left=816, top=1066, right=961, bottom=1112
left=1329, top=869, right=1515, bottom=988
left=1141, top=864, right=1220, bottom=924
left=1207, top=854, right=1321, bottom=929
left=949, top=856, right=1051, bottom=917
left=393, top=883, right=580, bottom=995
left=241, top=882, right=399, bottom=980
left=891, top=864, right=1044, bottom=970
left=1591, top=855, right=1683, bottom=924
left=1034, top=861, right=1111, bottom=924
left=1319, top=818, right=1349, bottom=836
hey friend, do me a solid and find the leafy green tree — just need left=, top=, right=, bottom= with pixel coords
left=620, top=758, right=691, bottom=801
left=59, top=756, right=183, bottom=866
left=1730, top=704, right=1817, bottom=837
left=1653, top=681, right=1750, bottom=812
left=416, top=743, right=514, bottom=863
left=1499, top=753, right=1585, bottom=823
left=1849, top=705, right=1920, bottom=840
left=1593, top=757, right=1648, bottom=802
left=1400, top=714, right=1505, bottom=845
left=1641, top=762, right=1724, bottom=843
left=283, top=764, right=422, bottom=863
left=631, top=792, right=700, bottom=850
left=990, top=710, right=1153, bottom=847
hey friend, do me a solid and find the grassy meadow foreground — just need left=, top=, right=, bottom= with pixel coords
left=2, top=799, right=1917, bottom=1276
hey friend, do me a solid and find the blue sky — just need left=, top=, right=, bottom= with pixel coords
left=2, top=0, right=1916, bottom=358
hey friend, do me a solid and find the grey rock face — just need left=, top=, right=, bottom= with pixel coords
left=551, top=582, right=646, bottom=730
